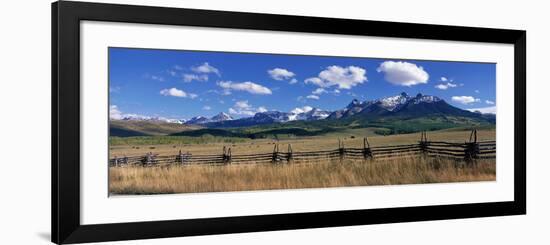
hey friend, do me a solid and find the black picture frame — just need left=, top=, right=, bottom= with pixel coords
left=52, top=1, right=526, bottom=244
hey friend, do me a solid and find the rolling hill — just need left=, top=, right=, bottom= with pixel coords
left=109, top=120, right=200, bottom=137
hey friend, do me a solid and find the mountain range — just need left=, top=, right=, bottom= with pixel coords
left=185, top=112, right=234, bottom=125
left=117, top=115, right=187, bottom=124
left=182, top=92, right=493, bottom=128
left=201, top=108, right=331, bottom=128
left=327, top=92, right=481, bottom=120
left=110, top=92, right=495, bottom=137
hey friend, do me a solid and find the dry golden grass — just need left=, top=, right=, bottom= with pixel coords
left=109, top=157, right=495, bottom=195
left=109, top=128, right=495, bottom=158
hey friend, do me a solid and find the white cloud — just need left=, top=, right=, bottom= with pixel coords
left=306, top=95, right=320, bottom=100
left=486, top=100, right=495, bottom=105
left=333, top=89, right=340, bottom=94
left=229, top=100, right=256, bottom=116
left=435, top=77, right=459, bottom=90
left=218, top=81, right=272, bottom=95
left=160, top=88, right=197, bottom=99
left=160, top=88, right=184, bottom=97
left=320, top=66, right=366, bottom=89
left=435, top=84, right=447, bottom=90
left=306, top=66, right=366, bottom=89
left=109, top=105, right=123, bottom=120
left=150, top=75, right=165, bottom=82
left=183, top=74, right=208, bottom=82
left=291, top=106, right=313, bottom=114
left=228, top=100, right=266, bottom=116
left=228, top=108, right=247, bottom=116
left=451, top=95, right=480, bottom=105
left=312, top=88, right=327, bottom=95
left=191, top=62, right=220, bottom=76
left=435, top=82, right=458, bottom=90
left=235, top=100, right=251, bottom=109
left=109, top=105, right=153, bottom=120
left=377, top=61, right=429, bottom=86
left=475, top=90, right=480, bottom=93
left=202, top=105, right=212, bottom=110
left=304, top=77, right=324, bottom=87
left=467, top=106, right=496, bottom=114
left=289, top=78, right=298, bottom=84
left=268, top=68, right=295, bottom=81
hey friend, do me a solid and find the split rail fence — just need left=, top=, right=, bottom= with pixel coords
left=109, top=130, right=495, bottom=167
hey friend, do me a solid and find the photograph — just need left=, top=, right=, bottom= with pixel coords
left=108, top=47, right=497, bottom=195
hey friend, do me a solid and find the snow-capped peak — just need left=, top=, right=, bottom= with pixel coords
left=290, top=106, right=313, bottom=115
left=186, top=112, right=235, bottom=125
left=120, top=115, right=186, bottom=124
left=185, top=116, right=211, bottom=125
left=303, top=108, right=330, bottom=120
left=211, top=112, right=233, bottom=122
left=346, top=99, right=362, bottom=109
left=411, top=94, right=441, bottom=104
left=338, top=92, right=443, bottom=114
left=376, top=92, right=411, bottom=111
left=286, top=106, right=330, bottom=121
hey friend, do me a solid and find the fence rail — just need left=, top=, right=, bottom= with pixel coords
left=109, top=130, right=495, bottom=167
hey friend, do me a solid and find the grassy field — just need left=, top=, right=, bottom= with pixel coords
left=108, top=127, right=496, bottom=195
left=109, top=127, right=495, bottom=158
left=109, top=156, right=496, bottom=194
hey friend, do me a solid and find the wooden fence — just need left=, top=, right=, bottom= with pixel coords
left=109, top=130, right=496, bottom=167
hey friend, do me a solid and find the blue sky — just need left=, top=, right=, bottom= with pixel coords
left=109, top=47, right=496, bottom=120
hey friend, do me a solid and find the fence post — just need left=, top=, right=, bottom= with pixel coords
left=144, top=152, right=149, bottom=165
left=469, top=128, right=478, bottom=143
left=419, top=131, right=428, bottom=157
left=227, top=147, right=232, bottom=164
left=143, top=152, right=155, bottom=166
left=338, top=138, right=345, bottom=162
left=465, top=129, right=479, bottom=164
left=222, top=146, right=229, bottom=164
left=178, top=150, right=185, bottom=165
left=363, top=137, right=373, bottom=160
left=287, top=144, right=293, bottom=163
left=272, top=144, right=279, bottom=163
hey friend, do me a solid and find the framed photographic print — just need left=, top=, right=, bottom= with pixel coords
left=52, top=1, right=526, bottom=244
